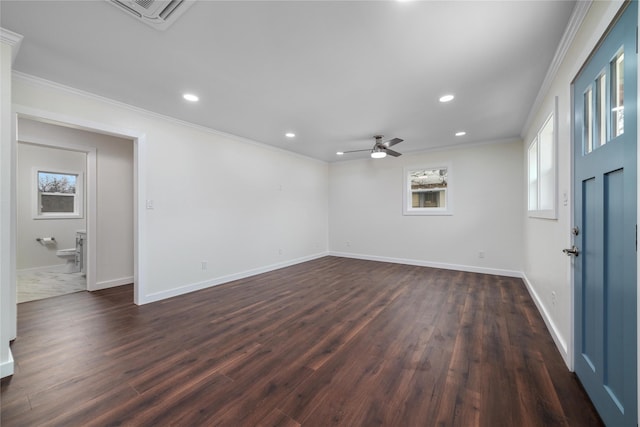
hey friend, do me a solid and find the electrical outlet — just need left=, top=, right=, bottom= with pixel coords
left=551, top=291, right=556, bottom=307
left=278, top=248, right=283, bottom=255
left=201, top=261, right=207, bottom=270
left=478, top=251, right=485, bottom=259
left=346, top=241, right=351, bottom=247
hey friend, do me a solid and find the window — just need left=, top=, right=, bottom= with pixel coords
left=34, top=169, right=83, bottom=219
left=611, top=51, right=624, bottom=138
left=582, top=49, right=625, bottom=155
left=528, top=108, right=556, bottom=219
left=403, top=165, right=452, bottom=215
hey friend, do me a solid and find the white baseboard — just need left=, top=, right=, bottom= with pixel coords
left=140, top=252, right=330, bottom=305
left=521, top=273, right=570, bottom=368
left=329, top=251, right=523, bottom=278
left=93, top=276, right=134, bottom=291
left=1, top=349, right=14, bottom=379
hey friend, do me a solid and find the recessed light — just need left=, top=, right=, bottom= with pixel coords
left=439, top=94, right=455, bottom=103
left=336, top=151, right=344, bottom=155
left=455, top=131, right=467, bottom=136
left=183, top=93, right=199, bottom=102
left=285, top=133, right=296, bottom=138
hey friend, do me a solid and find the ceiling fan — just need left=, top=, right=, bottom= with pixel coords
left=339, top=135, right=404, bottom=159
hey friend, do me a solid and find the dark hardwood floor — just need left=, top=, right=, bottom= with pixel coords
left=1, top=256, right=603, bottom=426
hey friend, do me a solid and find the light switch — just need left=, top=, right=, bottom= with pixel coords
left=146, top=199, right=154, bottom=210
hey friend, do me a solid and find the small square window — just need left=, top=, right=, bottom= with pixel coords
left=403, top=165, right=452, bottom=216
left=33, top=169, right=83, bottom=219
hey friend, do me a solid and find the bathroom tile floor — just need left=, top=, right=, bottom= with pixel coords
left=17, top=267, right=86, bottom=303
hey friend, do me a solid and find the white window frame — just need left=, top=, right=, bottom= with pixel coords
left=527, top=100, right=557, bottom=219
left=403, top=164, right=453, bottom=216
left=33, top=168, right=84, bottom=219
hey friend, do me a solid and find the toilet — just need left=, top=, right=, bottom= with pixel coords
left=55, top=230, right=86, bottom=273
left=56, top=247, right=78, bottom=273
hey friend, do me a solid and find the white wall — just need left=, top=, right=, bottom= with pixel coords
left=522, top=1, right=625, bottom=366
left=329, top=140, right=523, bottom=275
left=17, top=142, right=86, bottom=269
left=17, top=119, right=134, bottom=288
left=12, top=74, right=329, bottom=303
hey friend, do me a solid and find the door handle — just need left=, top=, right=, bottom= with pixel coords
left=562, top=246, right=580, bottom=256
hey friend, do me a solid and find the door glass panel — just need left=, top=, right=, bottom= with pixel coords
left=584, top=87, right=593, bottom=154
left=611, top=51, right=624, bottom=138
left=597, top=74, right=607, bottom=148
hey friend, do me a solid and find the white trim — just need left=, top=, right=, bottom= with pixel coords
left=32, top=168, right=84, bottom=219
left=566, top=0, right=626, bottom=83
left=95, top=276, right=134, bottom=291
left=133, top=133, right=145, bottom=305
left=12, top=105, right=144, bottom=304
left=12, top=72, right=326, bottom=166
left=141, top=252, right=329, bottom=304
left=521, top=273, right=570, bottom=368
left=328, top=251, right=522, bottom=278
left=527, top=100, right=558, bottom=220
left=403, top=163, right=453, bottom=216
left=0, top=27, right=23, bottom=64
left=0, top=348, right=13, bottom=379
left=522, top=1, right=592, bottom=135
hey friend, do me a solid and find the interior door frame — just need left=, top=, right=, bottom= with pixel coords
left=10, top=104, right=147, bottom=306
left=16, top=137, right=97, bottom=291
left=568, top=1, right=639, bottom=423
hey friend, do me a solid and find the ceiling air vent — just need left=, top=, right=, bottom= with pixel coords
left=108, top=0, right=194, bottom=31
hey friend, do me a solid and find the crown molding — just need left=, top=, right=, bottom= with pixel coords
left=0, top=27, right=24, bottom=64
left=521, top=1, right=592, bottom=135
left=13, top=71, right=326, bottom=165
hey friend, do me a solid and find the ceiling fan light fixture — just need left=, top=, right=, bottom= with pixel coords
left=371, top=149, right=387, bottom=159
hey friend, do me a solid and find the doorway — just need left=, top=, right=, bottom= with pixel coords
left=14, top=115, right=136, bottom=302
left=16, top=140, right=88, bottom=302
left=571, top=2, right=637, bottom=426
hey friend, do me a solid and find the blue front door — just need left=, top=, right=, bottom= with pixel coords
left=573, top=2, right=637, bottom=426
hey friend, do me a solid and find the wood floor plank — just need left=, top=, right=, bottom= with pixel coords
left=257, top=408, right=301, bottom=427
left=1, top=257, right=604, bottom=426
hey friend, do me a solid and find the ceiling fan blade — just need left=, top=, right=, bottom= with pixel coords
left=383, top=138, right=403, bottom=148
left=384, top=148, right=402, bottom=157
left=341, top=149, right=372, bottom=154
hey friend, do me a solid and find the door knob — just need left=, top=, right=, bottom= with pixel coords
left=562, top=246, right=579, bottom=256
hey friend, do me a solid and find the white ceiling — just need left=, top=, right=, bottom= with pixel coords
left=1, top=0, right=577, bottom=162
